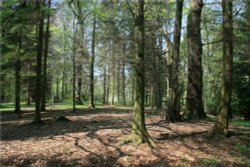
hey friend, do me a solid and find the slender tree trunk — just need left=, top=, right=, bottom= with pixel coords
left=72, top=18, right=77, bottom=113
left=211, top=0, right=233, bottom=136
left=76, top=75, right=83, bottom=105
left=111, top=45, right=116, bottom=105
left=14, top=27, right=22, bottom=118
left=41, top=0, right=51, bottom=111
left=107, top=63, right=110, bottom=104
left=27, top=62, right=32, bottom=106
left=15, top=59, right=21, bottom=118
left=131, top=77, right=135, bottom=103
left=150, top=84, right=154, bottom=109
left=103, top=64, right=106, bottom=105
left=126, top=0, right=155, bottom=146
left=186, top=0, right=206, bottom=120
left=89, top=1, right=97, bottom=108
left=34, top=0, right=45, bottom=124
left=61, top=70, right=65, bottom=101
left=117, top=60, right=121, bottom=103
left=122, top=44, right=126, bottom=106
left=168, top=0, right=183, bottom=122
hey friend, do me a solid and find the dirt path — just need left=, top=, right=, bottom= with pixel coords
left=0, top=108, right=249, bottom=167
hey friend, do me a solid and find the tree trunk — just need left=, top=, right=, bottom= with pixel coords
left=72, top=17, right=77, bottom=113
left=117, top=60, right=121, bottom=103
left=168, top=0, right=183, bottom=122
left=103, top=63, right=107, bottom=105
left=186, top=0, right=206, bottom=120
left=14, top=59, right=21, bottom=118
left=111, top=44, right=116, bottom=106
left=211, top=0, right=233, bottom=136
left=89, top=1, right=97, bottom=108
left=126, top=0, right=155, bottom=146
left=14, top=27, right=22, bottom=118
left=27, top=62, right=32, bottom=106
left=34, top=0, right=45, bottom=124
left=76, top=75, right=83, bottom=105
left=122, top=44, right=126, bottom=106
left=41, top=0, right=51, bottom=111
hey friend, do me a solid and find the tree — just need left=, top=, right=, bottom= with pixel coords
left=125, top=0, right=155, bottom=146
left=186, top=0, right=206, bottom=120
left=211, top=0, right=233, bottom=136
left=89, top=0, right=97, bottom=108
left=168, top=0, right=184, bottom=122
left=41, top=0, right=51, bottom=111
left=34, top=0, right=45, bottom=124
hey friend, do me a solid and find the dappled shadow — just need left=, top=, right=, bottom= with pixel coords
left=1, top=118, right=131, bottom=141
left=1, top=107, right=250, bottom=166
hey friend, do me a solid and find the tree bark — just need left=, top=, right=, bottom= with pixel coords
left=168, top=0, right=183, bottom=122
left=14, top=59, right=21, bottom=118
left=34, top=0, right=45, bottom=124
left=72, top=18, right=77, bottom=113
left=211, top=0, right=233, bottom=136
left=103, top=62, right=107, bottom=105
left=41, top=0, right=51, bottom=111
left=186, top=0, right=206, bottom=120
left=89, top=1, right=97, bottom=108
left=122, top=44, right=126, bottom=106
left=125, top=0, right=155, bottom=146
left=14, top=27, right=22, bottom=118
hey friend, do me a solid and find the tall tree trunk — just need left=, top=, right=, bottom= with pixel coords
left=14, top=59, right=21, bottom=118
left=186, top=0, right=206, bottom=120
left=211, top=0, right=233, bottom=136
left=72, top=17, right=77, bottom=113
left=76, top=74, right=83, bottom=105
left=122, top=44, right=126, bottom=106
left=126, top=0, right=155, bottom=146
left=168, top=0, right=183, bottom=122
left=27, top=62, right=32, bottom=106
left=41, top=0, right=51, bottom=111
left=14, top=27, right=22, bottom=118
left=103, top=63, right=107, bottom=105
left=89, top=1, right=97, bottom=108
left=34, top=0, right=45, bottom=124
left=61, top=70, right=65, bottom=101
left=111, top=44, right=116, bottom=105
left=117, top=60, right=121, bottom=103
left=107, top=62, right=110, bottom=104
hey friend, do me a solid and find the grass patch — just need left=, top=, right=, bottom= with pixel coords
left=235, top=143, right=250, bottom=157
left=201, top=157, right=223, bottom=167
left=232, top=120, right=250, bottom=128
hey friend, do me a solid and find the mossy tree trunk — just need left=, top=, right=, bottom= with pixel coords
left=186, top=0, right=206, bottom=120
left=168, top=0, right=184, bottom=122
left=211, top=0, right=233, bottom=136
left=126, top=0, right=155, bottom=146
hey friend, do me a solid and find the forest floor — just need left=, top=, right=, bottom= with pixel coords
left=0, top=107, right=250, bottom=167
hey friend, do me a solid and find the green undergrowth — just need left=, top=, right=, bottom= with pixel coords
left=232, top=119, right=250, bottom=128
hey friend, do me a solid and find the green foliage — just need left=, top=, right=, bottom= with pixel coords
left=201, top=158, right=223, bottom=167
left=235, top=143, right=250, bottom=157
left=232, top=120, right=250, bottom=128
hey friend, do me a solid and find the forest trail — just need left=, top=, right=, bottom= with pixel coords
left=1, top=108, right=249, bottom=167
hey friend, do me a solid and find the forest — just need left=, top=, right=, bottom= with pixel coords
left=0, top=0, right=250, bottom=166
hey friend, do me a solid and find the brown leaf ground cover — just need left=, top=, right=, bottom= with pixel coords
left=0, top=107, right=249, bottom=167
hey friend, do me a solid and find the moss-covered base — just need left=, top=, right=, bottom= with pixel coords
left=208, top=124, right=230, bottom=138
left=121, top=132, right=157, bottom=147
